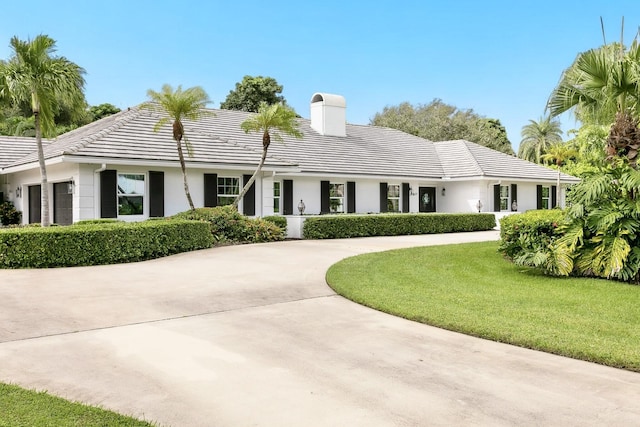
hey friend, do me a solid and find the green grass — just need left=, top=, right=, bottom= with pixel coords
left=326, top=241, right=640, bottom=371
left=0, top=383, right=157, bottom=427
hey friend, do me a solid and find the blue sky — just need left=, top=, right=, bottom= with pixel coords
left=2, top=1, right=639, bottom=150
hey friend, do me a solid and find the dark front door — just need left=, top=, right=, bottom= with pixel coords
left=419, top=187, right=436, bottom=212
left=28, top=185, right=41, bottom=224
left=54, top=182, right=73, bottom=225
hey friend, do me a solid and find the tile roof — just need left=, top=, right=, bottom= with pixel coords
left=0, top=106, right=579, bottom=183
left=0, top=136, right=50, bottom=168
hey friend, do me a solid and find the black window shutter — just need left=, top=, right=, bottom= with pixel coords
left=283, top=179, right=293, bottom=215
left=552, top=185, right=557, bottom=208
left=346, top=181, right=356, bottom=213
left=380, top=183, right=388, bottom=213
left=204, top=173, right=218, bottom=207
left=536, top=185, right=543, bottom=209
left=149, top=171, right=164, bottom=217
left=100, top=170, right=117, bottom=218
left=320, top=180, right=330, bottom=214
left=402, top=183, right=410, bottom=213
left=511, top=184, right=518, bottom=211
left=243, top=174, right=256, bottom=216
left=493, top=184, right=500, bottom=212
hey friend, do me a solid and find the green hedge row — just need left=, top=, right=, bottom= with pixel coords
left=302, top=213, right=496, bottom=239
left=0, top=220, right=214, bottom=268
left=262, top=215, right=287, bottom=234
left=499, top=209, right=565, bottom=261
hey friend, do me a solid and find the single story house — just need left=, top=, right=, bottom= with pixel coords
left=0, top=93, right=579, bottom=235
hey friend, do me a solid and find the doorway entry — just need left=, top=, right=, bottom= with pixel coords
left=419, top=187, right=436, bottom=212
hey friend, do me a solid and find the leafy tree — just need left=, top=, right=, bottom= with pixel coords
left=518, top=116, right=563, bottom=163
left=220, top=75, right=286, bottom=112
left=562, top=125, right=608, bottom=177
left=1, top=35, right=85, bottom=226
left=143, top=84, right=212, bottom=210
left=370, top=99, right=514, bottom=154
left=235, top=102, right=302, bottom=208
left=88, top=103, right=120, bottom=121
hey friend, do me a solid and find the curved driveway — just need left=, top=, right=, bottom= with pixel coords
left=1, top=230, right=640, bottom=426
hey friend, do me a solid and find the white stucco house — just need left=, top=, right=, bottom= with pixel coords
left=0, top=92, right=579, bottom=232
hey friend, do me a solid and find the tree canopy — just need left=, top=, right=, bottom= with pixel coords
left=518, top=116, right=563, bottom=163
left=370, top=99, right=514, bottom=154
left=220, top=75, right=286, bottom=112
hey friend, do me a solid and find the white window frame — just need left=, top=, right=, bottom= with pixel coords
left=329, top=182, right=345, bottom=213
left=388, top=184, right=400, bottom=213
left=499, top=185, right=510, bottom=211
left=273, top=181, right=281, bottom=214
left=217, top=176, right=240, bottom=207
left=117, top=172, right=145, bottom=217
left=541, top=186, right=551, bottom=210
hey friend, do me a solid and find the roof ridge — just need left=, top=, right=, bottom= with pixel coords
left=459, top=140, right=485, bottom=175
left=58, top=107, right=143, bottom=155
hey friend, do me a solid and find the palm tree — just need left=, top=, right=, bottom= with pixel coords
left=1, top=35, right=85, bottom=226
left=541, top=143, right=578, bottom=207
left=143, top=84, right=212, bottom=211
left=234, top=102, right=302, bottom=208
left=518, top=116, right=563, bottom=163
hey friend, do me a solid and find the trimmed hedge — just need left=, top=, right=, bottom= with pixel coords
left=499, top=209, right=565, bottom=261
left=172, top=206, right=284, bottom=243
left=302, top=213, right=496, bottom=239
left=0, top=220, right=214, bottom=268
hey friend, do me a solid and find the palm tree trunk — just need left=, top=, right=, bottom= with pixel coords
left=176, top=140, right=195, bottom=210
left=233, top=148, right=267, bottom=209
left=34, top=111, right=50, bottom=226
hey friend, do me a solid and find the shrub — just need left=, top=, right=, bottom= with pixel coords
left=302, top=213, right=495, bottom=239
left=498, top=209, right=565, bottom=268
left=0, top=220, right=213, bottom=268
left=0, top=201, right=21, bottom=226
left=74, top=219, right=121, bottom=225
left=263, top=215, right=287, bottom=234
left=172, top=206, right=284, bottom=243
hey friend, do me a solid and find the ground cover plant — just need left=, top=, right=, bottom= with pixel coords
left=326, top=241, right=640, bottom=371
left=0, top=383, right=156, bottom=426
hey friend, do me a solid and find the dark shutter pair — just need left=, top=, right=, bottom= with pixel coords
left=204, top=173, right=256, bottom=215
left=536, top=185, right=557, bottom=209
left=101, top=170, right=164, bottom=218
left=379, top=182, right=410, bottom=213
left=321, top=181, right=356, bottom=214
left=493, top=184, right=518, bottom=212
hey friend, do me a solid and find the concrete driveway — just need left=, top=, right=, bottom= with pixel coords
left=1, top=230, right=639, bottom=426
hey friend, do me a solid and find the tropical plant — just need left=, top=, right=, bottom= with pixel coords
left=0, top=35, right=86, bottom=226
left=541, top=143, right=578, bottom=206
left=142, top=84, right=212, bottom=210
left=234, top=102, right=302, bottom=208
left=518, top=116, right=563, bottom=163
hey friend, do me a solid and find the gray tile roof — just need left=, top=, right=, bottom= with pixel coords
left=0, top=106, right=579, bottom=183
left=0, top=136, right=50, bottom=168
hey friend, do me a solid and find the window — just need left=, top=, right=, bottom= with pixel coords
left=217, top=177, right=240, bottom=206
left=329, top=183, right=344, bottom=213
left=499, top=185, right=510, bottom=211
left=387, top=184, right=400, bottom=213
left=118, top=173, right=144, bottom=215
left=541, top=186, right=550, bottom=209
left=273, top=181, right=281, bottom=214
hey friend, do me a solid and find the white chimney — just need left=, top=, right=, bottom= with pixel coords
left=310, top=93, right=346, bottom=137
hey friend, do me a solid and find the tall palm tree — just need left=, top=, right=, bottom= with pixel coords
left=234, top=102, right=302, bottom=208
left=143, top=84, right=212, bottom=210
left=541, top=143, right=578, bottom=207
left=1, top=35, right=85, bottom=226
left=518, top=116, right=563, bottom=163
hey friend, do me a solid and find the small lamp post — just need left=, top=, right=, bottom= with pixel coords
left=297, top=199, right=305, bottom=215
left=476, top=199, right=483, bottom=213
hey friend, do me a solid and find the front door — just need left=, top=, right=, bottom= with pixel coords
left=419, top=187, right=436, bottom=212
left=28, top=185, right=41, bottom=224
left=54, top=182, right=73, bottom=225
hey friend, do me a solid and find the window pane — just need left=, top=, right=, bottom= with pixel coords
left=274, top=198, right=280, bottom=213
left=118, top=196, right=143, bottom=215
left=388, top=185, right=400, bottom=198
left=542, top=187, right=550, bottom=197
left=500, top=186, right=509, bottom=198
left=388, top=199, right=400, bottom=213
left=217, top=196, right=235, bottom=206
left=118, top=174, right=144, bottom=195
left=273, top=182, right=280, bottom=197
left=217, top=177, right=240, bottom=196
left=500, top=198, right=508, bottom=211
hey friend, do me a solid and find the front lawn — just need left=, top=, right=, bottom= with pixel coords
left=0, top=383, right=156, bottom=426
left=326, top=241, right=640, bottom=371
